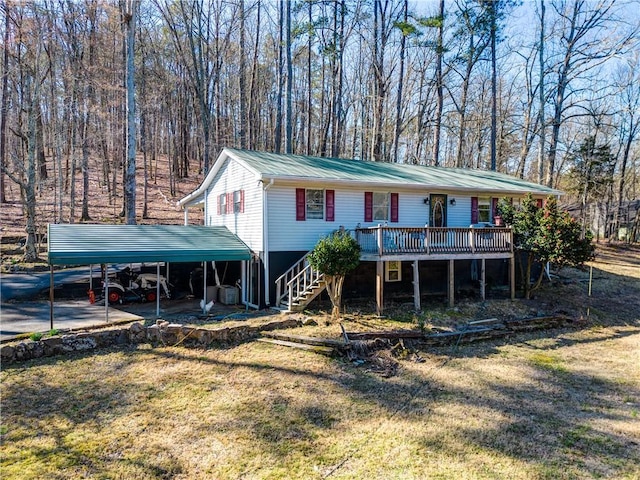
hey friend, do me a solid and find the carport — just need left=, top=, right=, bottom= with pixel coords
left=47, top=224, right=252, bottom=327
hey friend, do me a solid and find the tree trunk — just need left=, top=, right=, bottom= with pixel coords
left=489, top=0, right=497, bottom=171
left=0, top=2, right=9, bottom=204
left=306, top=0, right=312, bottom=155
left=392, top=0, right=408, bottom=163
left=537, top=0, right=546, bottom=184
left=123, top=1, right=137, bottom=225
left=285, top=0, right=293, bottom=154
left=239, top=0, right=247, bottom=149
left=274, top=0, right=284, bottom=153
left=23, top=75, right=39, bottom=261
left=432, top=0, right=444, bottom=166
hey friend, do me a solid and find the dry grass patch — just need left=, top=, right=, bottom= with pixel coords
left=2, top=325, right=639, bottom=479
left=1, top=245, right=639, bottom=479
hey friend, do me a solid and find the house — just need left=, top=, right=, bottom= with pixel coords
left=178, top=148, right=561, bottom=313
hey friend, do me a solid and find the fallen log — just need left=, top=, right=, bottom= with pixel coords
left=346, top=315, right=576, bottom=347
left=256, top=338, right=337, bottom=356
left=260, top=331, right=347, bottom=348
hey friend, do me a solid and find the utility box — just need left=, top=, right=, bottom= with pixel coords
left=218, top=285, right=238, bottom=305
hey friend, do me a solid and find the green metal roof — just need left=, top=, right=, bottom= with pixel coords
left=178, top=148, right=561, bottom=208
left=225, top=148, right=561, bottom=195
left=48, top=224, right=251, bottom=266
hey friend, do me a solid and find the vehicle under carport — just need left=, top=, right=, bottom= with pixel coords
left=47, top=224, right=252, bottom=328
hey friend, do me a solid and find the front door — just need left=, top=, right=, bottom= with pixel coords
left=429, top=194, right=447, bottom=227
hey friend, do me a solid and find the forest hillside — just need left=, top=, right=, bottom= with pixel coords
left=2, top=1, right=639, bottom=260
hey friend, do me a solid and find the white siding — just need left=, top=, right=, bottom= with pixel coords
left=204, top=159, right=263, bottom=252
left=447, top=196, right=472, bottom=227
left=267, top=187, right=432, bottom=252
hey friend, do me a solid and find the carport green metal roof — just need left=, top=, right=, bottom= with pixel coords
left=48, top=224, right=251, bottom=266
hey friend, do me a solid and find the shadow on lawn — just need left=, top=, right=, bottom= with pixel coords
left=2, top=249, right=638, bottom=478
left=2, top=323, right=638, bottom=479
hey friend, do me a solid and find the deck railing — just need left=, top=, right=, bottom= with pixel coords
left=355, top=226, right=513, bottom=256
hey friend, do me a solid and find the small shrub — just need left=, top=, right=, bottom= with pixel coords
left=29, top=332, right=43, bottom=342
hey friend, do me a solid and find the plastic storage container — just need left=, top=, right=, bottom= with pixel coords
left=218, top=285, right=239, bottom=305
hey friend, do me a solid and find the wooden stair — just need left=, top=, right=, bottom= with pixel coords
left=274, top=253, right=326, bottom=312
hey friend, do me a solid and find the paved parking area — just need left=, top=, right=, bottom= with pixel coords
left=0, top=300, right=144, bottom=342
left=0, top=298, right=252, bottom=342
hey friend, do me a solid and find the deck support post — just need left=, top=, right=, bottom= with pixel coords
left=480, top=258, right=486, bottom=301
left=448, top=259, right=455, bottom=307
left=510, top=255, right=516, bottom=300
left=376, top=260, right=384, bottom=316
left=412, top=260, right=420, bottom=311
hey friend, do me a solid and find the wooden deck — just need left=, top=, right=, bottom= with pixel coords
left=355, top=226, right=513, bottom=261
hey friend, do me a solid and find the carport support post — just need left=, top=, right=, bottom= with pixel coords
left=202, top=261, right=207, bottom=314
left=104, top=266, right=109, bottom=323
left=49, top=265, right=54, bottom=330
left=156, top=263, right=160, bottom=318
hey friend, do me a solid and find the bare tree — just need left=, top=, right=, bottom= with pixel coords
left=0, top=2, right=10, bottom=204
left=613, top=54, right=640, bottom=240
left=545, top=0, right=637, bottom=187
left=432, top=0, right=445, bottom=166
left=122, top=0, right=136, bottom=225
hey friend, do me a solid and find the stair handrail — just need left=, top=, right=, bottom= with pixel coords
left=275, top=253, right=324, bottom=310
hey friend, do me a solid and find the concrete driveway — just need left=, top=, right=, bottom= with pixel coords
left=0, top=300, right=144, bottom=342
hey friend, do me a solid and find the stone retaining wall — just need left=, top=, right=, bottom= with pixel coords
left=0, top=318, right=303, bottom=365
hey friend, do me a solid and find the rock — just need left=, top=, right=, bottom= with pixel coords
left=302, top=318, right=318, bottom=326
left=146, top=324, right=161, bottom=342
left=62, top=333, right=97, bottom=351
left=42, top=337, right=63, bottom=356
left=1, top=344, right=15, bottom=364
left=129, top=322, right=146, bottom=342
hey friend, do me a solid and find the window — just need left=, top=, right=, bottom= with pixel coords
left=306, top=189, right=324, bottom=219
left=218, top=190, right=244, bottom=215
left=233, top=190, right=244, bottom=213
left=365, top=192, right=398, bottom=222
left=478, top=197, right=491, bottom=223
left=296, top=189, right=334, bottom=221
left=385, top=261, right=402, bottom=282
left=373, top=192, right=389, bottom=221
left=218, top=193, right=227, bottom=215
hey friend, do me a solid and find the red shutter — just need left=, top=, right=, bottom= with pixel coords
left=226, top=193, right=233, bottom=214
left=240, top=190, right=245, bottom=213
left=471, top=197, right=478, bottom=224
left=217, top=194, right=221, bottom=215
left=364, top=192, right=373, bottom=222
left=491, top=198, right=498, bottom=219
left=390, top=193, right=399, bottom=223
left=296, top=188, right=306, bottom=221
left=326, top=190, right=335, bottom=222
left=536, top=198, right=543, bottom=208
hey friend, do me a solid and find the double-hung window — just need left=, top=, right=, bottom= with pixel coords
left=296, top=188, right=335, bottom=221
left=478, top=197, right=491, bottom=223
left=218, top=190, right=244, bottom=215
left=306, top=189, right=324, bottom=219
left=364, top=192, right=399, bottom=223
left=373, top=193, right=390, bottom=221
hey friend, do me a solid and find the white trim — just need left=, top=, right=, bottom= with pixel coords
left=262, top=179, right=274, bottom=305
